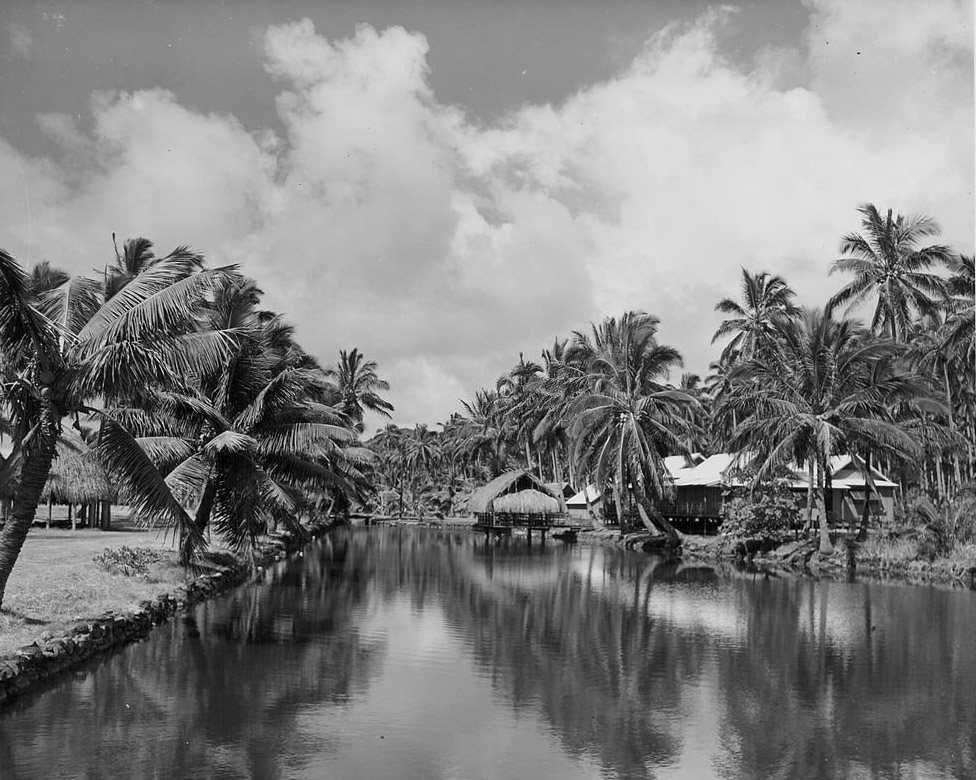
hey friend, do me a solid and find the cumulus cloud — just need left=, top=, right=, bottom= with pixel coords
left=7, top=22, right=33, bottom=59
left=0, top=3, right=971, bottom=426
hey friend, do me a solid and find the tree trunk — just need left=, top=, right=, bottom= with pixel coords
left=943, top=363, right=962, bottom=490
left=194, top=480, right=217, bottom=532
left=806, top=460, right=816, bottom=531
left=856, top=454, right=873, bottom=543
left=612, top=479, right=626, bottom=535
left=0, top=419, right=59, bottom=609
left=815, top=460, right=833, bottom=555
left=636, top=501, right=679, bottom=542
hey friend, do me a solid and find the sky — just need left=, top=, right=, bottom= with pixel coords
left=0, top=0, right=973, bottom=431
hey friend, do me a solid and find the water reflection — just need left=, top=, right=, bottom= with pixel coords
left=1, top=527, right=973, bottom=780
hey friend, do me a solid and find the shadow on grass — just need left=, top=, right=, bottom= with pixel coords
left=0, top=608, right=47, bottom=625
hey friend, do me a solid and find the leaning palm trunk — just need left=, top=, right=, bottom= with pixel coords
left=636, top=501, right=679, bottom=542
left=0, top=412, right=59, bottom=608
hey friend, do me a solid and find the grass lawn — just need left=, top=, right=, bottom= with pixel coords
left=0, top=527, right=189, bottom=657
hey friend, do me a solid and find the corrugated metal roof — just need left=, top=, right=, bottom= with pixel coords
left=566, top=484, right=601, bottom=507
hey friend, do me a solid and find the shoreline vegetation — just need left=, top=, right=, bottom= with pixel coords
left=0, top=517, right=335, bottom=707
left=1, top=203, right=974, bottom=701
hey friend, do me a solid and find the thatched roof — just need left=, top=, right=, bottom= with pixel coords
left=492, top=489, right=562, bottom=515
left=41, top=434, right=115, bottom=504
left=466, top=470, right=566, bottom=515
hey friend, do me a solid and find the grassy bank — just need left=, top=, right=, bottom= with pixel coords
left=0, top=529, right=186, bottom=657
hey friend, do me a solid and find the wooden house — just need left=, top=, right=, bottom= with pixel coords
left=659, top=453, right=898, bottom=534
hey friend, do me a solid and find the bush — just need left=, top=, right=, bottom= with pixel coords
left=721, top=479, right=798, bottom=544
left=893, top=486, right=976, bottom=560
left=93, top=546, right=168, bottom=579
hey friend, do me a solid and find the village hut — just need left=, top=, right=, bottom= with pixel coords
left=466, top=470, right=567, bottom=531
left=566, top=484, right=603, bottom=522
left=39, top=433, right=116, bottom=529
left=660, top=452, right=899, bottom=534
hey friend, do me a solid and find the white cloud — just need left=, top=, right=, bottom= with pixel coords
left=7, top=22, right=33, bottom=59
left=0, top=4, right=971, bottom=425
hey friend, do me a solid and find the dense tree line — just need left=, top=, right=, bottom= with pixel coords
left=368, top=204, right=974, bottom=552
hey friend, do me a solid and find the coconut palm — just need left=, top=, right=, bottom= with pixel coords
left=566, top=311, right=698, bottom=541
left=828, top=204, right=953, bottom=342
left=712, top=268, right=798, bottom=362
left=497, top=353, right=545, bottom=476
left=118, top=276, right=370, bottom=557
left=456, top=388, right=510, bottom=478
left=325, top=348, right=394, bottom=432
left=0, top=244, right=234, bottom=607
left=943, top=254, right=974, bottom=364
left=718, top=307, right=931, bottom=554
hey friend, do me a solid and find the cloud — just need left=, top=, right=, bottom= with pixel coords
left=0, top=5, right=971, bottom=427
left=7, top=22, right=33, bottom=59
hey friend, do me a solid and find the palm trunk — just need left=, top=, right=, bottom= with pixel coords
left=943, top=363, right=962, bottom=490
left=613, top=479, right=625, bottom=535
left=856, top=454, right=872, bottom=543
left=194, top=480, right=217, bottom=532
left=636, top=501, right=679, bottom=542
left=806, top=460, right=816, bottom=531
left=0, top=415, right=59, bottom=609
left=815, top=460, right=833, bottom=555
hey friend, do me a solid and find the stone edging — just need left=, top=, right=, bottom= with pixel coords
left=0, top=521, right=336, bottom=709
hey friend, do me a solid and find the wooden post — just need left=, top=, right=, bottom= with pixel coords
left=47, top=497, right=53, bottom=528
left=69, top=503, right=75, bottom=530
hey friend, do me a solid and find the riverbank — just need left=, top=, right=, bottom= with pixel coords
left=569, top=527, right=976, bottom=588
left=0, top=521, right=333, bottom=706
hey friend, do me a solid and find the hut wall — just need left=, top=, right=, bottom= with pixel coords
left=659, top=486, right=724, bottom=519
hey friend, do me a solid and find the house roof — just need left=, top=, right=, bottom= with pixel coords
left=466, top=470, right=566, bottom=515
left=672, top=453, right=897, bottom=490
left=492, top=489, right=563, bottom=514
left=566, top=484, right=602, bottom=507
left=41, top=432, right=116, bottom=503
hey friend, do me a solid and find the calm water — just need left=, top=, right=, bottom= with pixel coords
left=1, top=527, right=974, bottom=779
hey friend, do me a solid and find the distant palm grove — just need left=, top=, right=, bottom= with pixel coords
left=0, top=203, right=973, bottom=607
left=368, top=204, right=974, bottom=551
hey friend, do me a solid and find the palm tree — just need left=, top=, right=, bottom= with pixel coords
left=26, top=261, right=70, bottom=296
left=566, top=311, right=698, bottom=542
left=0, top=243, right=234, bottom=607
left=325, top=348, right=393, bottom=432
left=718, top=307, right=930, bottom=554
left=943, top=254, right=974, bottom=364
left=105, top=236, right=166, bottom=299
left=120, top=276, right=370, bottom=557
left=456, top=388, right=510, bottom=478
left=828, top=204, right=953, bottom=342
left=712, top=268, right=798, bottom=362
left=496, top=353, right=545, bottom=477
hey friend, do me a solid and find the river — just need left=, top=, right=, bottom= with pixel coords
left=0, top=526, right=974, bottom=779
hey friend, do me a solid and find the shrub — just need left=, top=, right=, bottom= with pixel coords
left=721, top=479, right=798, bottom=544
left=93, top=546, right=168, bottom=579
left=893, top=485, right=976, bottom=560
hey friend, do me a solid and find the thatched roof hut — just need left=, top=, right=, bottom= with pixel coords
left=40, top=434, right=115, bottom=505
left=466, top=470, right=567, bottom=519
left=492, top=489, right=562, bottom=515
